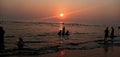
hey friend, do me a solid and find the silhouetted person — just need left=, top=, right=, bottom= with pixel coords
left=104, top=27, right=109, bottom=41
left=65, top=30, right=70, bottom=37
left=58, top=30, right=62, bottom=36
left=62, top=26, right=66, bottom=36
left=17, top=37, right=24, bottom=49
left=0, top=26, right=5, bottom=50
left=118, top=26, right=120, bottom=29
left=110, top=27, right=114, bottom=39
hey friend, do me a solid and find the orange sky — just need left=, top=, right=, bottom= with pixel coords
left=0, top=0, right=120, bottom=24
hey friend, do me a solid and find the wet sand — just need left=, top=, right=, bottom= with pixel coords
left=1, top=37, right=120, bottom=57
left=39, top=46, right=120, bottom=57
left=8, top=46, right=120, bottom=57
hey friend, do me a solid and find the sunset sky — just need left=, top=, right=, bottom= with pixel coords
left=0, top=0, right=120, bottom=24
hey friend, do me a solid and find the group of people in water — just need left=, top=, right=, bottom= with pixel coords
left=104, top=27, right=115, bottom=41
left=58, top=26, right=70, bottom=37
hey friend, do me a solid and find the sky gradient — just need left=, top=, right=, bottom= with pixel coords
left=0, top=0, right=120, bottom=24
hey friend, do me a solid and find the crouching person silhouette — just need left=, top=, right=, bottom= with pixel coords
left=17, top=37, right=24, bottom=49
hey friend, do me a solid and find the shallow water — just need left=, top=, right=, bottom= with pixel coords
left=0, top=21, right=120, bottom=57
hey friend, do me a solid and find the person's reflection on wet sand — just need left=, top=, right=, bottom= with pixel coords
left=103, top=35, right=115, bottom=57
left=103, top=40, right=109, bottom=57
left=57, top=50, right=65, bottom=57
left=104, top=40, right=109, bottom=53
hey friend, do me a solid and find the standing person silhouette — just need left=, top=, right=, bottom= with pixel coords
left=62, top=26, right=65, bottom=36
left=110, top=27, right=114, bottom=40
left=104, top=27, right=109, bottom=41
left=0, top=26, right=5, bottom=50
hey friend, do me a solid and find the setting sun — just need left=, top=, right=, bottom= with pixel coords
left=60, top=13, right=64, bottom=17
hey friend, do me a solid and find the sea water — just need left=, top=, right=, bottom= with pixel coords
left=0, top=21, right=120, bottom=50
